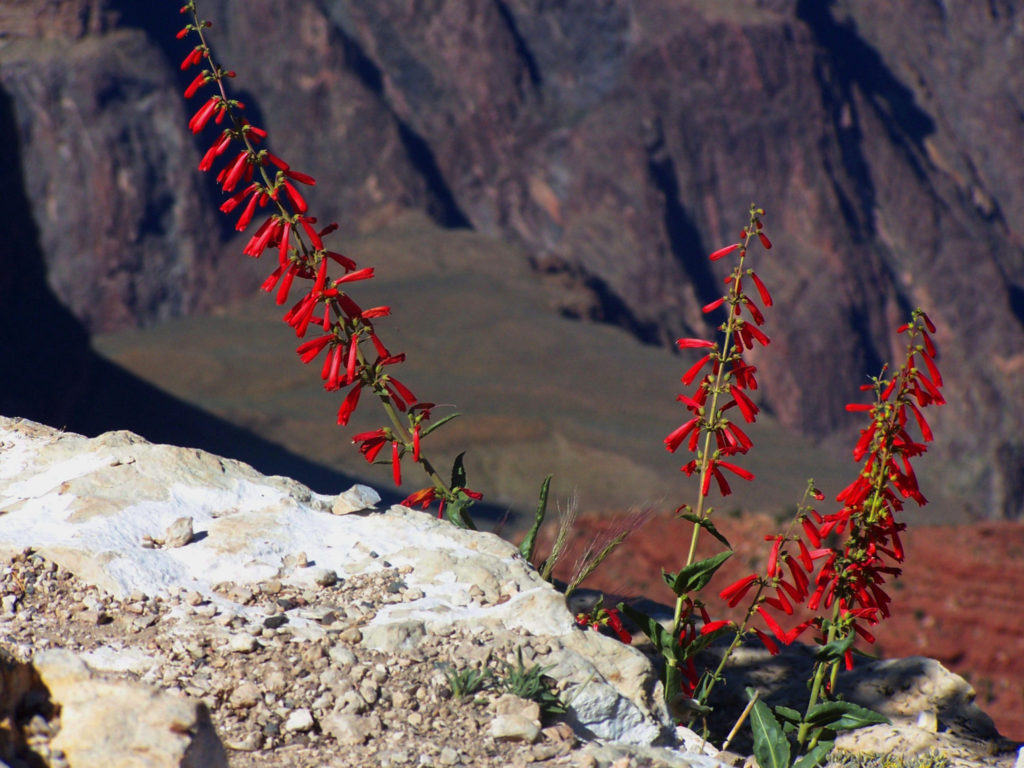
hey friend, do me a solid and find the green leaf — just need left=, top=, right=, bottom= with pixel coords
left=813, top=631, right=856, bottom=664
left=619, top=603, right=677, bottom=664
left=805, top=701, right=889, bottom=732
left=678, top=512, right=732, bottom=549
left=450, top=452, right=468, bottom=489
left=678, top=625, right=729, bottom=660
left=773, top=706, right=803, bottom=725
left=748, top=688, right=791, bottom=768
left=519, top=474, right=553, bottom=561
left=669, top=550, right=733, bottom=596
left=420, top=412, right=460, bottom=438
left=444, top=491, right=477, bottom=530
left=793, top=741, right=834, bottom=768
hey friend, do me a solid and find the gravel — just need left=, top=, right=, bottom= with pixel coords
left=0, top=548, right=607, bottom=768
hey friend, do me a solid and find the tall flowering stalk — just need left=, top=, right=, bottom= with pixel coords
left=718, top=309, right=945, bottom=765
left=622, top=205, right=775, bottom=717
left=175, top=3, right=480, bottom=527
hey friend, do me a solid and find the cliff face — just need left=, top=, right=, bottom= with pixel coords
left=0, top=0, right=247, bottom=333
left=1, top=0, right=1021, bottom=516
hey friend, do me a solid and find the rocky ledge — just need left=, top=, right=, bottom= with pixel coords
left=0, top=416, right=1019, bottom=768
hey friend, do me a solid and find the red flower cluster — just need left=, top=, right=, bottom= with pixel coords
left=657, top=208, right=775, bottom=701
left=575, top=604, right=632, bottom=645
left=176, top=3, right=472, bottom=520
left=721, top=310, right=944, bottom=667
left=665, top=213, right=773, bottom=499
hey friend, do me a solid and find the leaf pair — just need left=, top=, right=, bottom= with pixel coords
left=747, top=687, right=888, bottom=768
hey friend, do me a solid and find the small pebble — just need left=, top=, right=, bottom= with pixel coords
left=229, top=634, right=259, bottom=654
left=284, top=708, right=315, bottom=733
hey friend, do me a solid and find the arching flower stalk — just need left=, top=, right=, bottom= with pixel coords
left=176, top=2, right=479, bottom=527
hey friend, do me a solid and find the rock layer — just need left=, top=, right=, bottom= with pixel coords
left=1, top=0, right=1021, bottom=517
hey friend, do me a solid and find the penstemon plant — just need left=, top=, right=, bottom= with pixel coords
left=174, top=6, right=947, bottom=766
left=621, top=208, right=945, bottom=766
left=176, top=2, right=481, bottom=528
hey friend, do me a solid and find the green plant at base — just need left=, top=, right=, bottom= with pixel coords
left=443, top=664, right=492, bottom=701
left=499, top=647, right=566, bottom=716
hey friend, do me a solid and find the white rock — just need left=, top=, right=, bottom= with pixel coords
left=163, top=516, right=194, bottom=548
left=228, top=682, right=262, bottom=708
left=34, top=649, right=227, bottom=768
left=228, top=634, right=259, bottom=654
left=490, top=714, right=541, bottom=742
left=284, top=707, right=315, bottom=733
left=331, top=484, right=380, bottom=515
left=321, top=712, right=374, bottom=745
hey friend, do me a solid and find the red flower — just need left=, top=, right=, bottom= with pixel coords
left=391, top=441, right=402, bottom=486
left=401, top=487, right=437, bottom=509
left=709, top=243, right=740, bottom=261
left=665, top=417, right=700, bottom=453
left=352, top=429, right=388, bottom=462
left=720, top=573, right=758, bottom=607
left=749, top=271, right=773, bottom=307
left=188, top=96, right=219, bottom=133
left=728, top=385, right=759, bottom=423
left=336, top=382, right=364, bottom=425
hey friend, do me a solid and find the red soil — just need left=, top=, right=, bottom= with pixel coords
left=545, top=513, right=1024, bottom=740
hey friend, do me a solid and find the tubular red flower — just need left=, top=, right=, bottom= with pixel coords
left=757, top=232, right=772, bottom=249
left=764, top=589, right=793, bottom=616
left=386, top=377, right=416, bottom=410
left=282, top=180, right=308, bottom=213
left=711, top=465, right=732, bottom=496
left=717, top=460, right=754, bottom=481
left=333, top=268, right=375, bottom=286
left=743, top=298, right=765, bottom=326
left=199, top=131, right=233, bottom=171
left=327, top=251, right=357, bottom=271
left=184, top=70, right=208, bottom=98
left=729, top=385, right=759, bottom=423
left=665, top=417, right=700, bottom=453
left=749, top=271, right=773, bottom=307
left=333, top=334, right=352, bottom=384
left=681, top=354, right=711, bottom=387
left=188, top=96, right=219, bottom=133
left=801, top=517, right=822, bottom=547
left=244, top=216, right=280, bottom=258
left=700, top=619, right=732, bottom=635
left=720, top=573, right=758, bottom=607
left=677, top=338, right=716, bottom=350
left=709, top=243, right=740, bottom=261
left=285, top=169, right=316, bottom=186
left=180, top=46, right=204, bottom=71
left=296, top=333, right=332, bottom=363
left=391, top=442, right=402, bottom=486
left=739, top=322, right=770, bottom=348
left=234, top=188, right=261, bottom=231
left=325, top=344, right=344, bottom=390
left=726, top=422, right=753, bottom=453
left=337, top=382, right=363, bottom=425
left=703, top=296, right=726, bottom=314
left=401, top=487, right=437, bottom=510
left=298, top=217, right=323, bottom=250
left=755, top=604, right=784, bottom=644
left=766, top=534, right=783, bottom=577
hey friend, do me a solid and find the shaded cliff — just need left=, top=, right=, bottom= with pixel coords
left=1, top=0, right=1021, bottom=516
